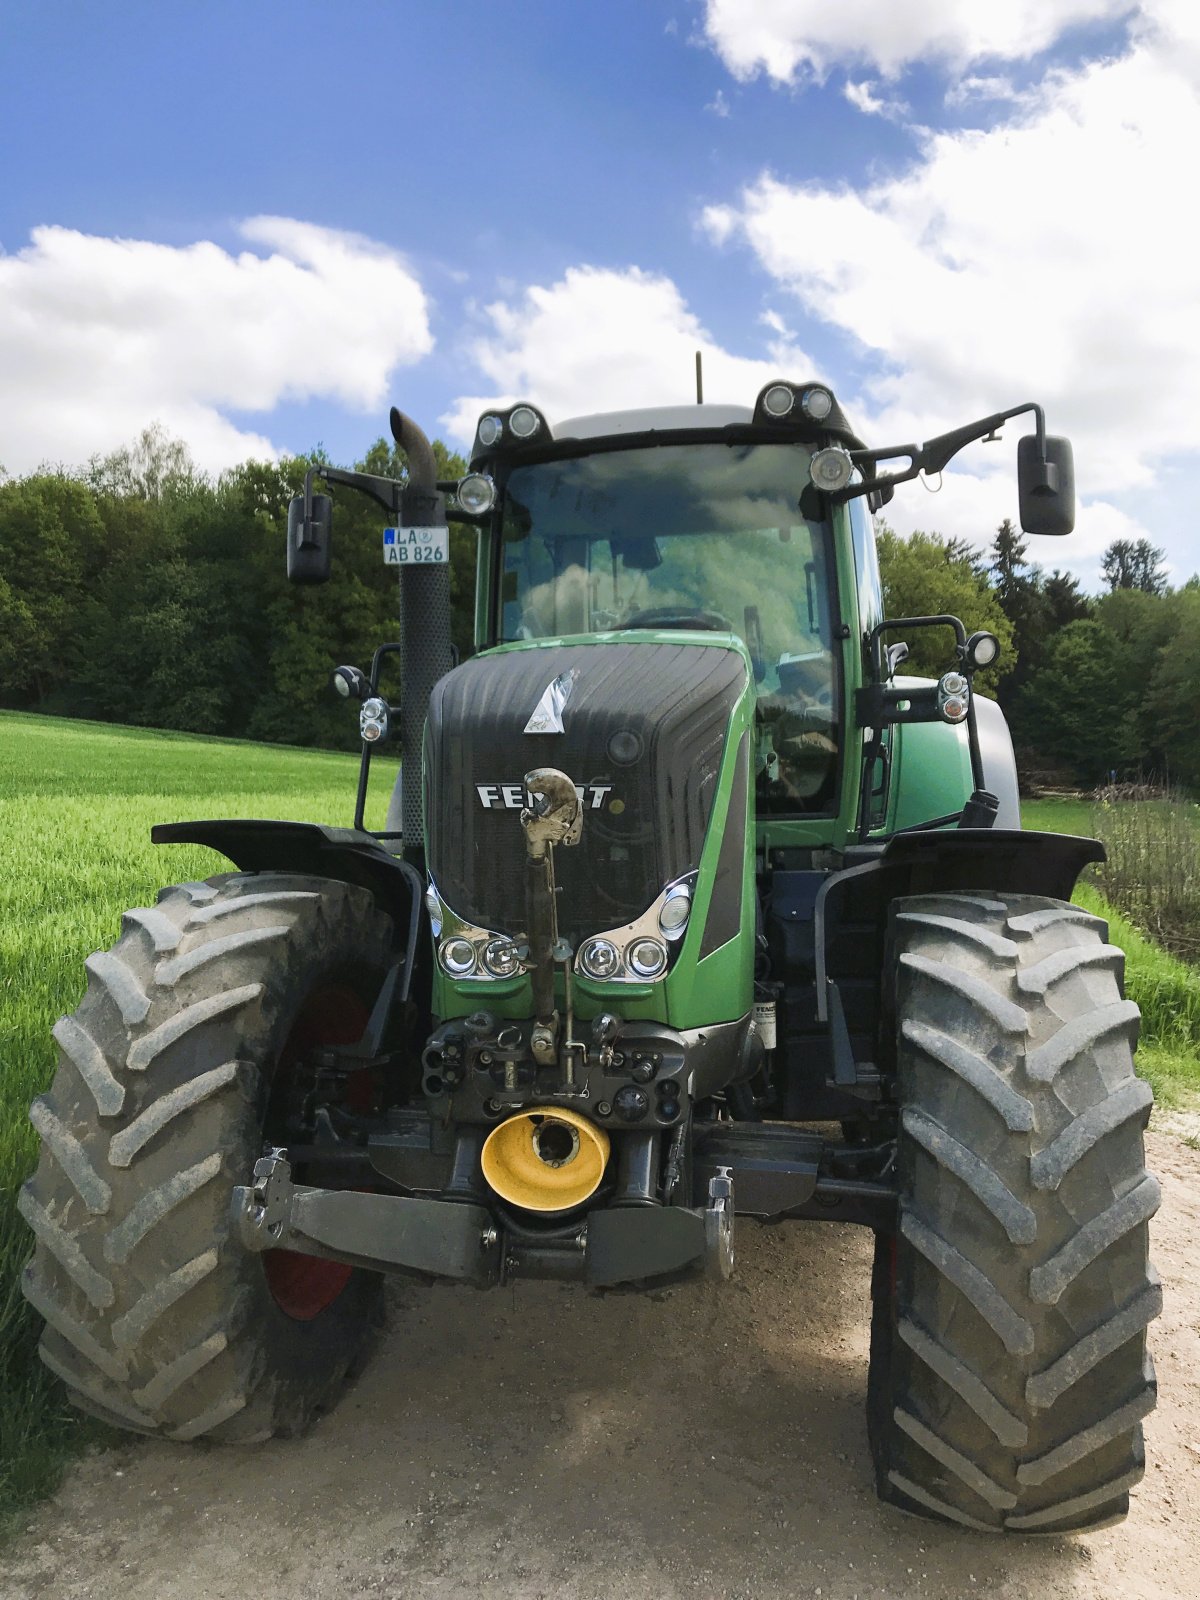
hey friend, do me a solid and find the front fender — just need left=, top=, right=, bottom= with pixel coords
left=152, top=819, right=424, bottom=996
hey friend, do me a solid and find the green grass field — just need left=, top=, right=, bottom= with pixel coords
left=0, top=715, right=1197, bottom=1530
left=0, top=711, right=397, bottom=1529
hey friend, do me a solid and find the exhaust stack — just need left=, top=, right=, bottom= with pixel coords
left=389, top=407, right=454, bottom=853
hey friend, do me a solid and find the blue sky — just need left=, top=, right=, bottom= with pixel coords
left=2, top=1, right=1196, bottom=588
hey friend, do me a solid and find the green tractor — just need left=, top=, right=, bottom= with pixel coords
left=21, top=382, right=1158, bottom=1533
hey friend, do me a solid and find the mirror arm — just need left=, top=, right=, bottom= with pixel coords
left=835, top=400, right=1048, bottom=502
left=310, top=464, right=405, bottom=516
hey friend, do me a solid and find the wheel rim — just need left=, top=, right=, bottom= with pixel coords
left=263, top=982, right=371, bottom=1322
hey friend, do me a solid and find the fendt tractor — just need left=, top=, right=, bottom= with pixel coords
left=22, top=380, right=1160, bottom=1535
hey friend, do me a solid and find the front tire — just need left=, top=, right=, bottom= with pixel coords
left=21, top=872, right=395, bottom=1442
left=868, top=893, right=1160, bottom=1533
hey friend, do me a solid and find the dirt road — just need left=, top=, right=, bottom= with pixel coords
left=5, top=1129, right=1198, bottom=1600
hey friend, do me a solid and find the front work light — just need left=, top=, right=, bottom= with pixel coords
left=810, top=447, right=854, bottom=493
left=331, top=664, right=369, bottom=701
left=965, top=631, right=1000, bottom=672
left=800, top=386, right=833, bottom=421
left=477, top=414, right=504, bottom=448
left=457, top=473, right=496, bottom=516
left=762, top=384, right=795, bottom=418
left=508, top=405, right=542, bottom=439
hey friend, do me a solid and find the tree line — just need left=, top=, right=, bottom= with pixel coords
left=878, top=520, right=1200, bottom=789
left=0, top=428, right=473, bottom=751
left=1, top=428, right=1197, bottom=787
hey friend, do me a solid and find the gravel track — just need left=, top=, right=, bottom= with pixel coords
left=5, top=1128, right=1197, bottom=1600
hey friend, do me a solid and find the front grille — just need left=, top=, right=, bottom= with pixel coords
left=424, top=641, right=746, bottom=942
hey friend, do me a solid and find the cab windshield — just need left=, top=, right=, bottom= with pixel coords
left=497, top=440, right=839, bottom=815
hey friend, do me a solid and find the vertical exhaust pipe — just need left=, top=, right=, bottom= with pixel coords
left=389, top=407, right=453, bottom=856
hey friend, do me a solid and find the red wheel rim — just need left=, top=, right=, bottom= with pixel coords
left=263, top=982, right=370, bottom=1321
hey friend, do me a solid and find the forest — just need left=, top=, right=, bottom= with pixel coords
left=1, top=426, right=1197, bottom=788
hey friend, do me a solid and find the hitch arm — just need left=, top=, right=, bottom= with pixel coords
left=232, top=1150, right=500, bottom=1283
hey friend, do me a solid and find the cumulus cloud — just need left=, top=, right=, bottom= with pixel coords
left=0, top=218, right=432, bottom=476
left=842, top=79, right=909, bottom=119
left=702, top=3, right=1200, bottom=575
left=442, top=265, right=822, bottom=443
left=703, top=0, right=1137, bottom=82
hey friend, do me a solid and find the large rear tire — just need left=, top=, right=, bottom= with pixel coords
left=868, top=892, right=1160, bottom=1533
left=20, top=872, right=395, bottom=1442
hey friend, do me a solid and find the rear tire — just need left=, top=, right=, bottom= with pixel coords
left=20, top=872, right=395, bottom=1442
left=868, top=893, right=1160, bottom=1533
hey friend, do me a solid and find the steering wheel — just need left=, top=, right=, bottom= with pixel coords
left=615, top=606, right=733, bottom=632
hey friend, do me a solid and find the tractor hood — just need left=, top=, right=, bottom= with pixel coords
left=424, top=638, right=748, bottom=944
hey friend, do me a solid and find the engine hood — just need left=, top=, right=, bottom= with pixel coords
left=424, top=638, right=748, bottom=943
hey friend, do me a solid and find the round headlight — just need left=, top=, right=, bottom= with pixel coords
left=477, top=414, right=504, bottom=448
left=809, top=447, right=854, bottom=493
left=658, top=890, right=691, bottom=935
left=628, top=938, right=668, bottom=979
left=483, top=937, right=521, bottom=978
left=762, top=384, right=795, bottom=418
left=965, top=630, right=1000, bottom=671
left=457, top=473, right=496, bottom=516
left=801, top=386, right=834, bottom=421
left=579, top=937, right=620, bottom=980
left=440, top=936, right=477, bottom=976
left=508, top=405, right=541, bottom=439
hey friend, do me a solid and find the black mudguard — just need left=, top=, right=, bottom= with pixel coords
left=813, top=827, right=1106, bottom=1055
left=152, top=819, right=424, bottom=996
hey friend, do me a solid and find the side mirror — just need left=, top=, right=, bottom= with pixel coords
left=1017, top=435, right=1075, bottom=536
left=286, top=492, right=333, bottom=584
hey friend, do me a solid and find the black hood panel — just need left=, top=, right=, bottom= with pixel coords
left=425, top=641, right=746, bottom=940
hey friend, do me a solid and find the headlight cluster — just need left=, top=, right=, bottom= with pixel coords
left=433, top=877, right=693, bottom=987
left=438, top=933, right=525, bottom=980
left=429, top=880, right=526, bottom=982
left=475, top=404, right=546, bottom=450
left=760, top=382, right=834, bottom=422
left=578, top=935, right=669, bottom=981
left=574, top=877, right=693, bottom=984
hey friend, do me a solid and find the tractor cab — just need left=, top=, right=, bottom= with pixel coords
left=486, top=419, right=840, bottom=816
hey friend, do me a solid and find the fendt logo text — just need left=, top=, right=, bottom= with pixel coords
left=476, top=783, right=614, bottom=810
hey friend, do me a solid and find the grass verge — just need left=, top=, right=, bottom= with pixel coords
left=1021, top=794, right=1200, bottom=1110
left=0, top=710, right=395, bottom=1533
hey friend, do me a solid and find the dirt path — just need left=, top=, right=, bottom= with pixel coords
left=5, top=1129, right=1198, bottom=1600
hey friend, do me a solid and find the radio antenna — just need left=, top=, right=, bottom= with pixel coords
left=695, top=350, right=704, bottom=405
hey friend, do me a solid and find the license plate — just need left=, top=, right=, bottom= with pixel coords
left=383, top=526, right=449, bottom=565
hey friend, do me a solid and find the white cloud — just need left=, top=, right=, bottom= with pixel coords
left=703, top=4, right=1200, bottom=574
left=703, top=0, right=1136, bottom=82
left=0, top=218, right=432, bottom=476
left=944, top=74, right=1019, bottom=107
left=442, top=265, right=822, bottom=443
